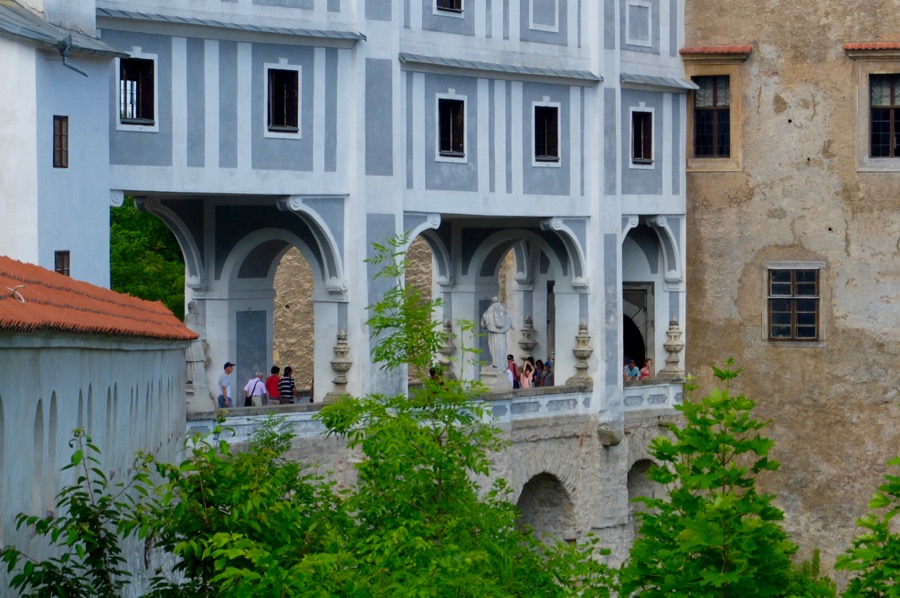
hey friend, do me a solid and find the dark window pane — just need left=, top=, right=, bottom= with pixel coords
left=268, top=69, right=299, bottom=131
left=768, top=268, right=821, bottom=341
left=535, top=106, right=559, bottom=161
left=797, top=312, right=817, bottom=326
left=796, top=299, right=818, bottom=313
left=694, top=110, right=714, bottom=157
left=439, top=99, right=464, bottom=155
left=796, top=326, right=817, bottom=339
left=771, top=325, right=792, bottom=339
left=119, top=58, right=154, bottom=123
left=716, top=110, right=731, bottom=158
left=771, top=282, right=792, bottom=296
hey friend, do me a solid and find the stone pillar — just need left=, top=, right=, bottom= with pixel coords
left=438, top=320, right=457, bottom=379
left=518, top=316, right=538, bottom=355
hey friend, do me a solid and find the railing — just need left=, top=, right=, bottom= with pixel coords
left=187, top=381, right=681, bottom=444
left=623, top=380, right=684, bottom=411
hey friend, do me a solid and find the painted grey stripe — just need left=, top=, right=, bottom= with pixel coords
left=218, top=41, right=238, bottom=168
left=669, top=290, right=679, bottom=322
left=406, top=71, right=414, bottom=189
left=338, top=301, right=347, bottom=332
left=398, top=52, right=601, bottom=83
left=442, top=291, right=452, bottom=320
left=329, top=0, right=341, bottom=11
left=604, top=0, right=615, bottom=49
left=97, top=8, right=365, bottom=41
left=604, top=233, right=618, bottom=381
left=671, top=94, right=680, bottom=194
left=524, top=288, right=533, bottom=318
left=489, top=80, right=496, bottom=193
left=603, top=87, right=616, bottom=195
left=580, top=86, right=585, bottom=196
left=404, top=0, right=410, bottom=28
left=186, top=38, right=205, bottom=168
left=325, top=48, right=338, bottom=172
left=577, top=0, right=582, bottom=48
left=505, top=80, right=512, bottom=194
left=486, top=0, right=492, bottom=38
left=669, top=0, right=677, bottom=57
left=503, top=0, right=510, bottom=40
left=579, top=293, right=588, bottom=322
left=620, top=73, right=698, bottom=91
left=367, top=213, right=398, bottom=352
left=365, top=58, right=393, bottom=176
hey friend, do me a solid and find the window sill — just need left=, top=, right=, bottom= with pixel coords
left=117, top=119, right=159, bottom=133
left=629, top=158, right=654, bottom=170
left=436, top=151, right=467, bottom=163
left=533, top=155, right=561, bottom=167
left=265, top=126, right=302, bottom=140
left=435, top=7, right=464, bottom=18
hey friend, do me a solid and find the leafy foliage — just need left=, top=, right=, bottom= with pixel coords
left=110, top=197, right=185, bottom=319
left=784, top=549, right=837, bottom=597
left=836, top=457, right=900, bottom=596
left=621, top=360, right=798, bottom=597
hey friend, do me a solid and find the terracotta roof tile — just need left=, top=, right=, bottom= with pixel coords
left=843, top=42, right=900, bottom=51
left=0, top=256, right=197, bottom=341
left=681, top=45, right=753, bottom=55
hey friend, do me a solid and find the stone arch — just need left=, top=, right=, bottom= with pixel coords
left=221, top=228, right=335, bottom=297
left=627, top=458, right=665, bottom=541
left=623, top=314, right=646, bottom=368
left=469, top=229, right=569, bottom=287
left=277, top=196, right=347, bottom=294
left=134, top=198, right=204, bottom=288
left=516, top=472, right=577, bottom=543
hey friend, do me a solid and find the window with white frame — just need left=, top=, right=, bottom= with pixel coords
left=436, top=93, right=466, bottom=160
left=533, top=101, right=560, bottom=164
left=766, top=265, right=822, bottom=342
left=436, top=0, right=462, bottom=13
left=118, top=50, right=157, bottom=130
left=870, top=74, right=900, bottom=158
left=265, top=62, right=301, bottom=137
left=631, top=109, right=653, bottom=164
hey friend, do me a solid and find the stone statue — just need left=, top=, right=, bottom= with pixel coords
left=481, top=297, right=513, bottom=372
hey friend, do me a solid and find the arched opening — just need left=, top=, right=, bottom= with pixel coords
left=516, top=472, right=576, bottom=543
left=623, top=315, right=646, bottom=369
left=627, top=459, right=663, bottom=543
left=623, top=226, right=664, bottom=373
left=272, top=247, right=316, bottom=401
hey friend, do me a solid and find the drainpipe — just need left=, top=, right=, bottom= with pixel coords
left=56, top=34, right=88, bottom=77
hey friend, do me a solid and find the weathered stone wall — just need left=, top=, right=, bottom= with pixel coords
left=685, top=0, right=900, bottom=574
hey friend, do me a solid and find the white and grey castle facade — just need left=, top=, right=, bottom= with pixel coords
left=1, top=0, right=690, bottom=423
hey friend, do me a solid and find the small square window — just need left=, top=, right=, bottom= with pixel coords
left=870, top=74, right=900, bottom=158
left=631, top=110, right=652, bottom=163
left=534, top=105, right=559, bottom=163
left=267, top=68, right=300, bottom=134
left=768, top=269, right=819, bottom=341
left=436, top=0, right=462, bottom=12
left=53, top=115, right=68, bottom=169
left=693, top=75, right=731, bottom=158
left=54, top=251, right=70, bottom=277
left=119, top=58, right=155, bottom=125
left=438, top=98, right=465, bottom=157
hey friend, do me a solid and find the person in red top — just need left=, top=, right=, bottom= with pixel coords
left=265, top=366, right=281, bottom=406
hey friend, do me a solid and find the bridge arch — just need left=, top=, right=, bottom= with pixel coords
left=516, top=472, right=577, bottom=543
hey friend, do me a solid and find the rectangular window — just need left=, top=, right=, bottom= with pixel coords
left=119, top=58, right=155, bottom=124
left=267, top=68, right=300, bottom=133
left=436, top=0, right=462, bottom=12
left=768, top=269, right=819, bottom=341
left=693, top=75, right=731, bottom=158
left=631, top=110, right=652, bottom=163
left=534, top=105, right=560, bottom=162
left=53, top=115, right=68, bottom=169
left=870, top=74, right=900, bottom=158
left=54, top=251, right=70, bottom=277
left=438, top=98, right=465, bottom=157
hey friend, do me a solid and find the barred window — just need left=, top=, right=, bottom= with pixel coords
left=693, top=75, right=731, bottom=158
left=870, top=74, right=900, bottom=158
left=768, top=269, right=819, bottom=341
left=53, top=116, right=68, bottom=169
left=267, top=68, right=300, bottom=133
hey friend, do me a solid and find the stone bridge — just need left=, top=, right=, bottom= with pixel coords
left=187, top=381, right=683, bottom=561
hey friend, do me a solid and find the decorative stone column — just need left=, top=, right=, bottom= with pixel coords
left=438, top=320, right=457, bottom=379
left=324, top=330, right=353, bottom=403
left=566, top=322, right=593, bottom=385
left=658, top=319, right=685, bottom=379
left=518, top=316, right=537, bottom=354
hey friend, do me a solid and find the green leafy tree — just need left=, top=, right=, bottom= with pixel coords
left=836, top=457, right=900, bottom=596
left=621, top=361, right=798, bottom=597
left=317, top=233, right=616, bottom=596
left=110, top=198, right=185, bottom=319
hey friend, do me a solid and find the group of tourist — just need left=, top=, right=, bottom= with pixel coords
left=623, top=357, right=653, bottom=381
left=506, top=354, right=555, bottom=389
left=217, top=362, right=302, bottom=408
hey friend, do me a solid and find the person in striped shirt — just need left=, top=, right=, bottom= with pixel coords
left=278, top=366, right=299, bottom=404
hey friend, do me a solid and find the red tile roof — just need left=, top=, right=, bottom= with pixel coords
left=0, top=256, right=197, bottom=341
left=843, top=42, right=900, bottom=51
left=680, top=45, right=753, bottom=55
